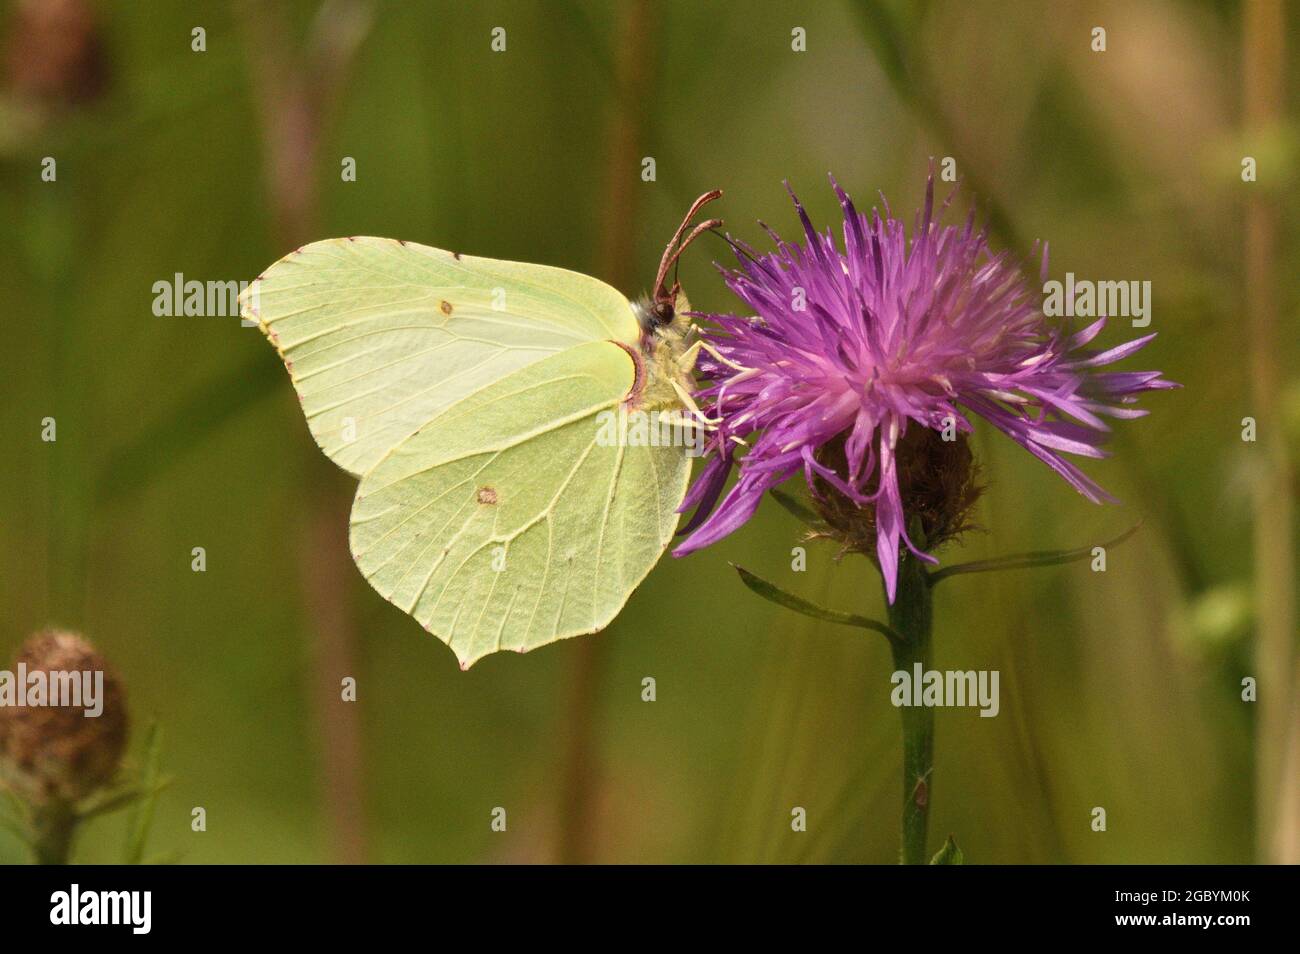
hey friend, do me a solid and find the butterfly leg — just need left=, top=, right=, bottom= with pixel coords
left=671, top=380, right=722, bottom=426
left=680, top=338, right=751, bottom=375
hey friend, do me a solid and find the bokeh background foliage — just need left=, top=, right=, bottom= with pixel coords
left=2, top=0, right=1296, bottom=863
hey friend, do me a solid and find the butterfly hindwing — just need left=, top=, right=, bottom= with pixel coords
left=350, top=340, right=690, bottom=668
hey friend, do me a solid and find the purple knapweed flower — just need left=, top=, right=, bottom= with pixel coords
left=674, top=174, right=1177, bottom=602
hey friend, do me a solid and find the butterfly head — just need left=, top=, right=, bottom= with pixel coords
left=646, top=297, right=676, bottom=330
left=634, top=286, right=691, bottom=338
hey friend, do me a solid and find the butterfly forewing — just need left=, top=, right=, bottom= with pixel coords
left=239, top=236, right=641, bottom=476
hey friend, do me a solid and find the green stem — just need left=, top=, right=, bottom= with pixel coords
left=32, top=800, right=77, bottom=865
left=885, top=555, right=934, bottom=865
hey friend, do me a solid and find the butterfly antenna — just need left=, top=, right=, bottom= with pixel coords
left=665, top=218, right=723, bottom=298
left=707, top=227, right=762, bottom=267
left=655, top=190, right=723, bottom=303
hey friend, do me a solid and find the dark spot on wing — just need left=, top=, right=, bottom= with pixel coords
left=440, top=300, right=453, bottom=316
left=476, top=486, right=498, bottom=505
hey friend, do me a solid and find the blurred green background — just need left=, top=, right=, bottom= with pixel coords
left=2, top=0, right=1296, bottom=864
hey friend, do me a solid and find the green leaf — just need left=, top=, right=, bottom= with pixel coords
left=78, top=777, right=172, bottom=823
left=930, top=834, right=964, bottom=865
left=0, top=786, right=30, bottom=821
left=0, top=787, right=33, bottom=849
left=732, top=564, right=901, bottom=645
left=768, top=487, right=827, bottom=529
left=124, top=723, right=166, bottom=865
left=77, top=787, right=144, bottom=821
left=0, top=807, right=32, bottom=848
left=930, top=524, right=1140, bottom=584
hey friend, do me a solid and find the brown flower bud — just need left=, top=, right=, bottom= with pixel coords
left=0, top=630, right=128, bottom=805
left=811, top=426, right=982, bottom=559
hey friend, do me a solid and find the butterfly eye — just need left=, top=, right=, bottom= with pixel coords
left=650, top=301, right=674, bottom=327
